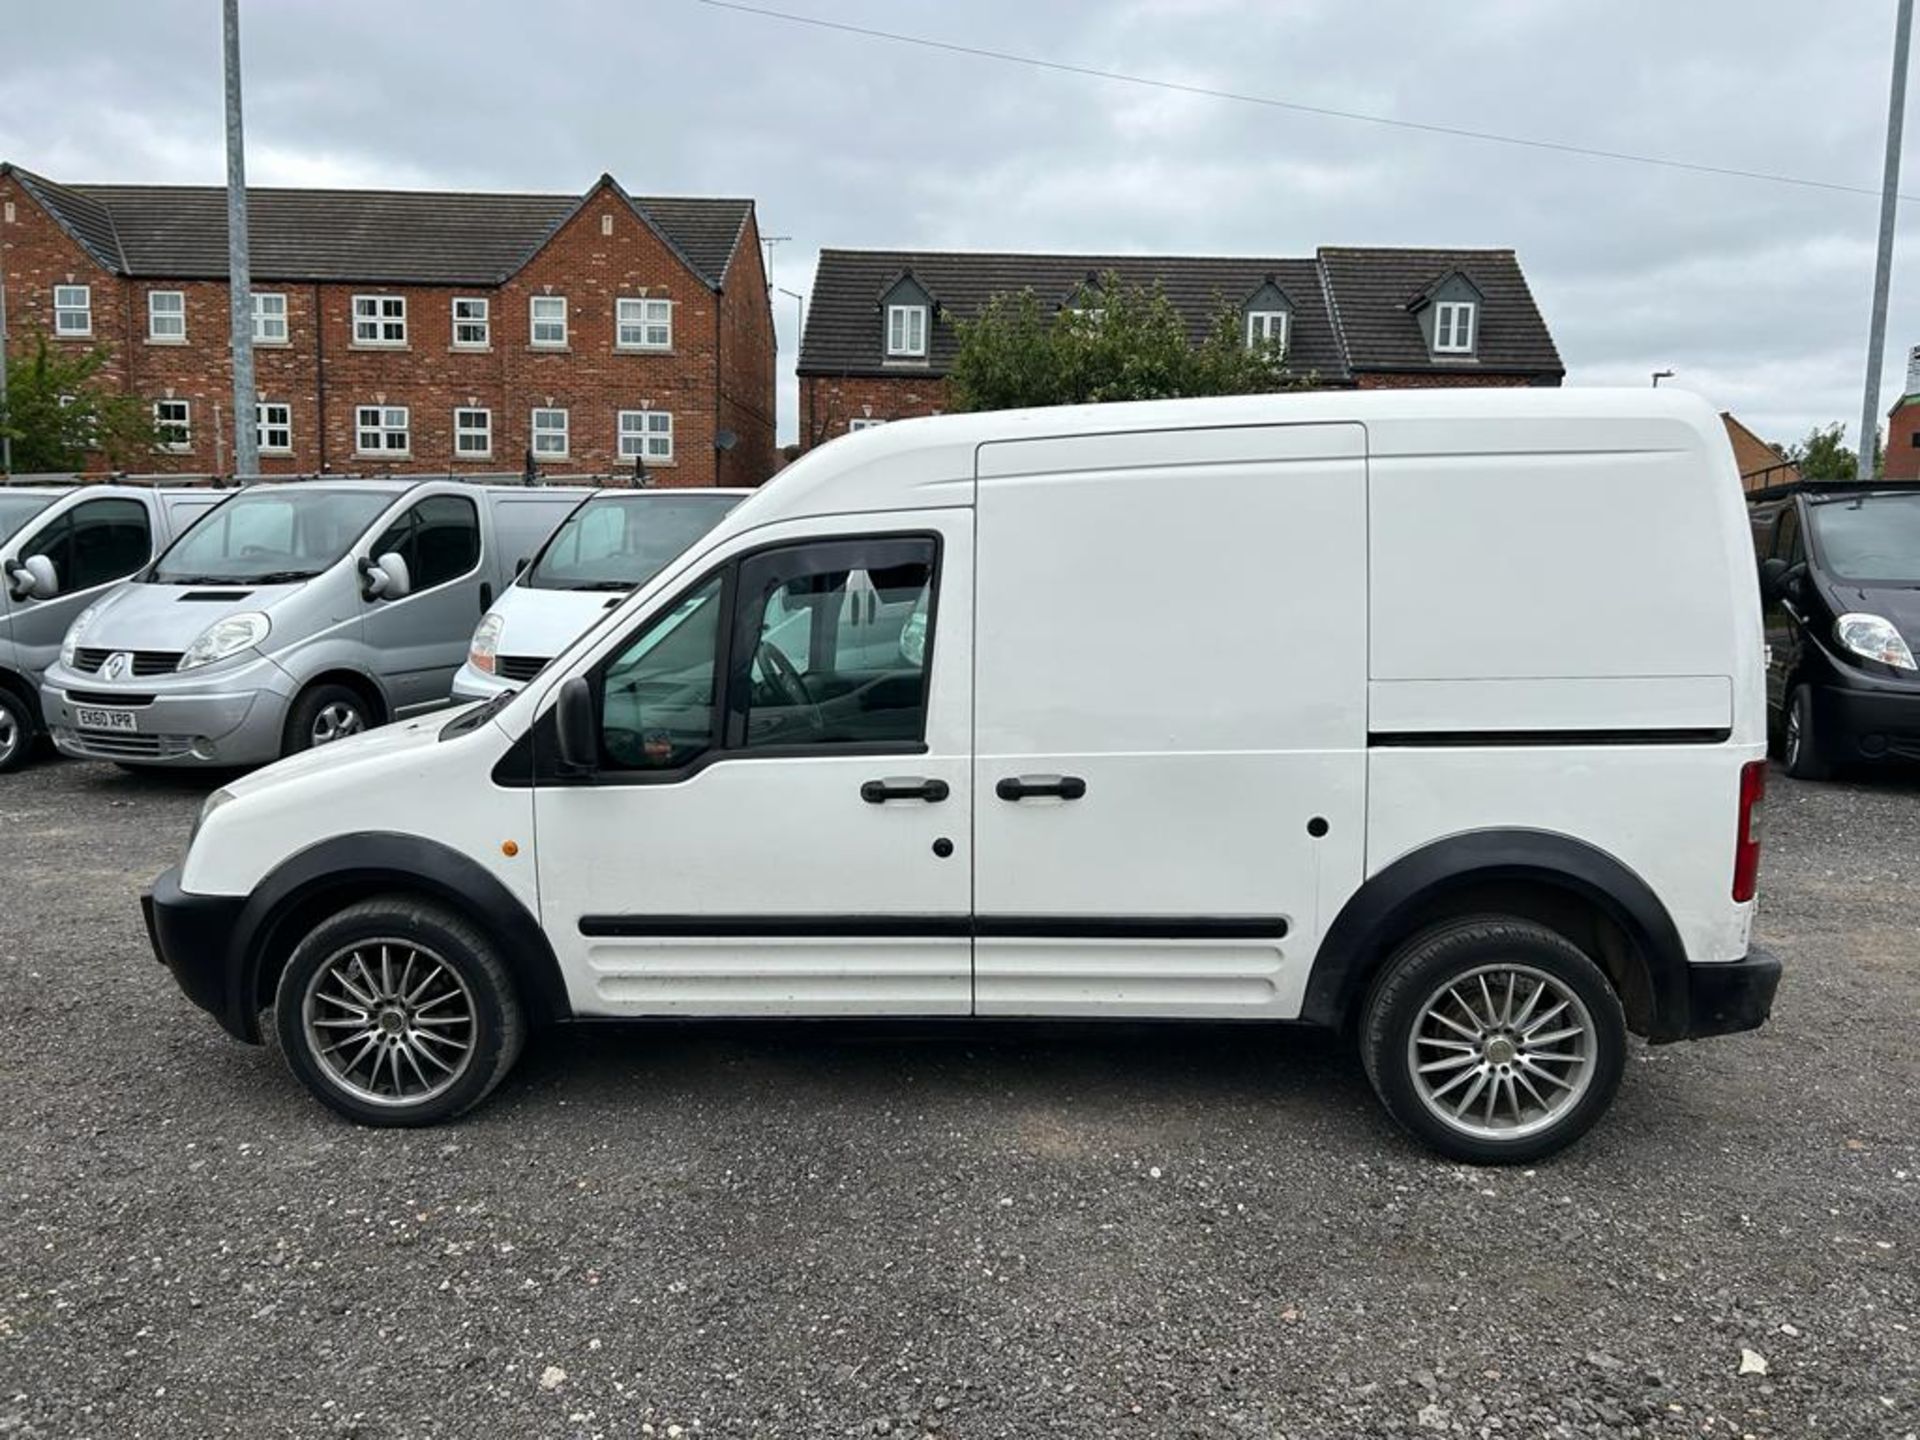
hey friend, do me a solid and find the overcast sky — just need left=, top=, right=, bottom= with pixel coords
left=4, top=0, right=1917, bottom=450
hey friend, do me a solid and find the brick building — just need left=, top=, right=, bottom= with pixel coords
left=797, top=246, right=1562, bottom=446
left=0, top=164, right=776, bottom=487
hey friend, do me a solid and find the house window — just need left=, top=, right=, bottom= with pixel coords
left=530, top=296, right=567, bottom=348
left=353, top=294, right=407, bottom=345
left=847, top=417, right=886, bottom=432
left=147, top=290, right=186, bottom=342
left=452, top=297, right=490, bottom=348
left=1434, top=300, right=1476, bottom=354
left=617, top=409, right=672, bottom=461
left=53, top=285, right=91, bottom=336
left=886, top=303, right=928, bottom=357
left=1246, top=310, right=1288, bottom=350
left=253, top=292, right=288, bottom=343
left=616, top=297, right=672, bottom=350
left=532, top=407, right=569, bottom=457
left=454, top=407, right=492, bottom=457
left=256, top=402, right=292, bottom=454
left=153, top=399, right=191, bottom=452
left=355, top=404, right=410, bottom=455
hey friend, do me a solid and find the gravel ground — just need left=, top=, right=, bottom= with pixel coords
left=1, top=756, right=1916, bottom=1440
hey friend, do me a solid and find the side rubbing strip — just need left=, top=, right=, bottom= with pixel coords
left=580, top=915, right=1289, bottom=940
left=1369, top=727, right=1732, bottom=748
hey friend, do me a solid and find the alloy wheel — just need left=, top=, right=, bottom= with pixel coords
left=311, top=701, right=366, bottom=746
left=0, top=706, right=18, bottom=767
left=301, top=940, right=476, bottom=1107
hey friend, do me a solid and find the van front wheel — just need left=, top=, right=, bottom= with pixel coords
left=1784, top=684, right=1832, bottom=781
left=0, top=687, right=35, bottom=772
left=1361, top=918, right=1626, bottom=1164
left=284, top=683, right=372, bottom=755
left=273, top=897, right=525, bottom=1126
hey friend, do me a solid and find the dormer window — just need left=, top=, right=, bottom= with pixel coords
left=1433, top=300, right=1476, bottom=354
left=1246, top=310, right=1288, bottom=350
left=887, top=303, right=928, bottom=358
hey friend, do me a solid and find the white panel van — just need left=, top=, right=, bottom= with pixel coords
left=144, top=390, right=1778, bottom=1162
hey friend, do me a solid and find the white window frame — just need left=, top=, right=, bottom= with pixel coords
left=886, top=303, right=928, bottom=358
left=1246, top=310, right=1288, bottom=350
left=1433, top=300, right=1476, bottom=354
left=256, top=401, right=292, bottom=454
left=355, top=404, right=411, bottom=456
left=153, top=399, right=192, bottom=452
left=616, top=409, right=673, bottom=462
left=53, top=284, right=92, bottom=336
left=452, top=297, right=490, bottom=349
left=454, top=407, right=493, bottom=458
left=531, top=407, right=569, bottom=458
left=616, top=297, right=673, bottom=351
left=352, top=294, right=407, bottom=346
left=847, top=417, right=887, bottom=432
left=529, top=295, right=568, bottom=349
left=252, top=291, right=288, bottom=344
left=147, top=290, right=186, bottom=343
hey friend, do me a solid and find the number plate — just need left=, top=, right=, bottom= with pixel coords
left=75, top=707, right=138, bottom=733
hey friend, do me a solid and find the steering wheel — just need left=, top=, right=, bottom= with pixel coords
left=756, top=639, right=814, bottom=709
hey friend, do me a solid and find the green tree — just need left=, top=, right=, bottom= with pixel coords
left=0, top=331, right=157, bottom=473
left=947, top=271, right=1309, bottom=413
left=1781, top=421, right=1882, bottom=480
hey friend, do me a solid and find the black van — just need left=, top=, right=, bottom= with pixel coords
left=1748, top=480, right=1920, bottom=778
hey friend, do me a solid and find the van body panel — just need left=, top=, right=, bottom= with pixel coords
left=1368, top=675, right=1733, bottom=736
left=971, top=424, right=1368, bottom=1017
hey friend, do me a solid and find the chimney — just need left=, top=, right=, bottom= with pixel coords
left=1907, top=343, right=1920, bottom=397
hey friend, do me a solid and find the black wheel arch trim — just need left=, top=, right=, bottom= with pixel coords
left=224, top=831, right=570, bottom=1042
left=1301, top=828, right=1694, bottom=1041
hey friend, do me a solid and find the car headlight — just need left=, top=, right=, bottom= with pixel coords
left=177, top=612, right=271, bottom=672
left=469, top=612, right=503, bottom=675
left=61, top=601, right=103, bottom=669
left=1835, top=613, right=1917, bottom=671
left=188, top=786, right=235, bottom=853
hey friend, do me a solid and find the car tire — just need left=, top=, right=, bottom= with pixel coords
left=0, top=687, right=36, bottom=773
left=283, top=682, right=372, bottom=756
left=1783, top=684, right=1832, bottom=781
left=1361, top=916, right=1628, bottom=1165
left=273, top=896, right=525, bottom=1127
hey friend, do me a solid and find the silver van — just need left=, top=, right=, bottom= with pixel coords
left=1, top=484, right=223, bottom=771
left=37, top=479, right=586, bottom=769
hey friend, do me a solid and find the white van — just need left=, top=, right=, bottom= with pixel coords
left=451, top=488, right=747, bottom=701
left=144, top=390, right=1778, bottom=1162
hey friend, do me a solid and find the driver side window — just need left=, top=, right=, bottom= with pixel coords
left=598, top=575, right=726, bottom=771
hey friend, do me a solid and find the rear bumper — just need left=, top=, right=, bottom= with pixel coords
left=142, top=865, right=256, bottom=1042
left=1668, top=946, right=1782, bottom=1042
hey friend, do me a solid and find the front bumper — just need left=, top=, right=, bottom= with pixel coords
left=40, top=654, right=295, bottom=768
left=1675, top=946, right=1781, bottom=1041
left=1809, top=675, right=1920, bottom=764
left=143, top=865, right=256, bottom=1042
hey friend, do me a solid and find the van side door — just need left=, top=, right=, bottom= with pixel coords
left=531, top=510, right=973, bottom=1016
left=5, top=495, right=155, bottom=675
left=359, top=493, right=486, bottom=715
left=969, top=424, right=1369, bottom=1019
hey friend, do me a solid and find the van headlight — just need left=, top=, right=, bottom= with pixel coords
left=61, top=601, right=103, bottom=669
left=177, top=612, right=271, bottom=672
left=188, top=787, right=235, bottom=853
left=469, top=613, right=503, bottom=675
left=1835, top=613, right=1917, bottom=671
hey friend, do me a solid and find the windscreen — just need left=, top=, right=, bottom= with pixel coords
left=0, top=493, right=55, bottom=547
left=152, top=488, right=396, bottom=584
left=1808, top=493, right=1920, bottom=584
left=523, top=493, right=737, bottom=592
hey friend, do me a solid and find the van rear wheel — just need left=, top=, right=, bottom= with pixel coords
left=273, top=897, right=525, bottom=1126
left=284, top=682, right=371, bottom=756
left=1361, top=917, right=1626, bottom=1164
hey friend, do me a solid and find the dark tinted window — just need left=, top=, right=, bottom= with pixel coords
left=1775, top=507, right=1803, bottom=565
left=370, top=495, right=480, bottom=591
left=22, top=498, right=151, bottom=593
left=1807, top=493, right=1920, bottom=583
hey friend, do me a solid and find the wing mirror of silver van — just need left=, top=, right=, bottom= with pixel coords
left=7, top=555, right=57, bottom=600
left=553, top=675, right=598, bottom=772
left=359, top=551, right=413, bottom=601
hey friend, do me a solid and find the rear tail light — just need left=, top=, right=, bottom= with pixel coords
left=1733, top=759, right=1766, bottom=902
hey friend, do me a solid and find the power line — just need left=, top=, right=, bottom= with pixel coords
left=698, top=0, right=1919, bottom=204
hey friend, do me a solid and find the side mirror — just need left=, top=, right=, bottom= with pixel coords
left=514, top=556, right=530, bottom=576
left=360, top=551, right=412, bottom=601
left=1758, top=556, right=1787, bottom=603
left=554, top=675, right=598, bottom=772
left=9, top=554, right=58, bottom=600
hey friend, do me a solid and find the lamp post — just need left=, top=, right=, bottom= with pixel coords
left=777, top=287, right=805, bottom=353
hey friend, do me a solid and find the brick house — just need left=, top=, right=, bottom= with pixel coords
left=0, top=164, right=776, bottom=487
left=797, top=246, right=1562, bottom=446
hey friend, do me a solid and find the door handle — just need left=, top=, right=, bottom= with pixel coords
left=995, top=774, right=1087, bottom=802
left=861, top=777, right=950, bottom=804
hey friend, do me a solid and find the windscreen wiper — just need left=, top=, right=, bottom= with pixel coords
left=244, top=570, right=322, bottom=584
left=569, top=579, right=636, bottom=591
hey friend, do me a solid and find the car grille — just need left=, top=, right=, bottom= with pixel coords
left=496, top=655, right=551, bottom=683
left=61, top=730, right=194, bottom=759
left=65, top=690, right=157, bottom=707
left=71, top=648, right=185, bottom=677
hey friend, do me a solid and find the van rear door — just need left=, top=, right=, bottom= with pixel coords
left=970, top=422, right=1368, bottom=1018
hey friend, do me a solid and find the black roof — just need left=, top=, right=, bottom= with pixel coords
left=3, top=165, right=753, bottom=289
left=800, top=246, right=1561, bottom=382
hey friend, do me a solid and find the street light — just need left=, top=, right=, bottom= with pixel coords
left=1651, top=369, right=1675, bottom=387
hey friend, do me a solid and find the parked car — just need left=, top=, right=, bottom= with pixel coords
left=1748, top=479, right=1920, bottom=778
left=0, top=484, right=223, bottom=772
left=37, top=480, right=587, bottom=768
left=452, top=488, right=747, bottom=701
left=145, top=389, right=1778, bottom=1163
